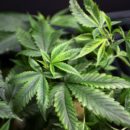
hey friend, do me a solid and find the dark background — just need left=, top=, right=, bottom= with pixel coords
left=0, top=0, right=130, bottom=15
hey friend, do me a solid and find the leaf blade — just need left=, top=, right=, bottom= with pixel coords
left=68, top=72, right=130, bottom=89
left=68, top=84, right=130, bottom=127
left=52, top=48, right=80, bottom=63
left=54, top=84, right=78, bottom=130
left=54, top=62, right=80, bottom=76
left=36, top=76, right=49, bottom=120
left=16, top=28, right=36, bottom=50
left=78, top=38, right=106, bottom=58
left=70, top=0, right=97, bottom=27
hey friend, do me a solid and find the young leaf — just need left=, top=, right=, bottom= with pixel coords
left=54, top=62, right=80, bottom=76
left=99, top=11, right=106, bottom=27
left=70, top=0, right=98, bottom=27
left=52, top=48, right=80, bottom=63
left=50, top=64, right=55, bottom=77
left=68, top=84, right=130, bottom=127
left=40, top=49, right=50, bottom=63
left=77, top=38, right=106, bottom=58
left=92, top=28, right=100, bottom=39
left=97, top=42, right=106, bottom=65
left=51, top=40, right=72, bottom=60
left=104, top=14, right=112, bottom=32
left=54, top=84, right=78, bottom=130
left=74, top=33, right=92, bottom=44
left=83, top=0, right=100, bottom=24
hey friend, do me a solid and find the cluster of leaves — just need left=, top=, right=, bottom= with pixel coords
left=0, top=13, right=29, bottom=54
left=1, top=0, right=130, bottom=130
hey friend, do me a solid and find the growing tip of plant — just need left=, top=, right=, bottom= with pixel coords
left=37, top=12, right=45, bottom=21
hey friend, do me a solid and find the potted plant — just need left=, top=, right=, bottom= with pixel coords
left=1, top=0, right=130, bottom=130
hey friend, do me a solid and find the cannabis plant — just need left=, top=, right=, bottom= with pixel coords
left=1, top=0, right=130, bottom=130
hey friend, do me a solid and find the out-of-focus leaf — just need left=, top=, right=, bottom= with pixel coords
left=0, top=120, right=10, bottom=130
left=0, top=32, right=20, bottom=54
left=0, top=13, right=28, bottom=32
